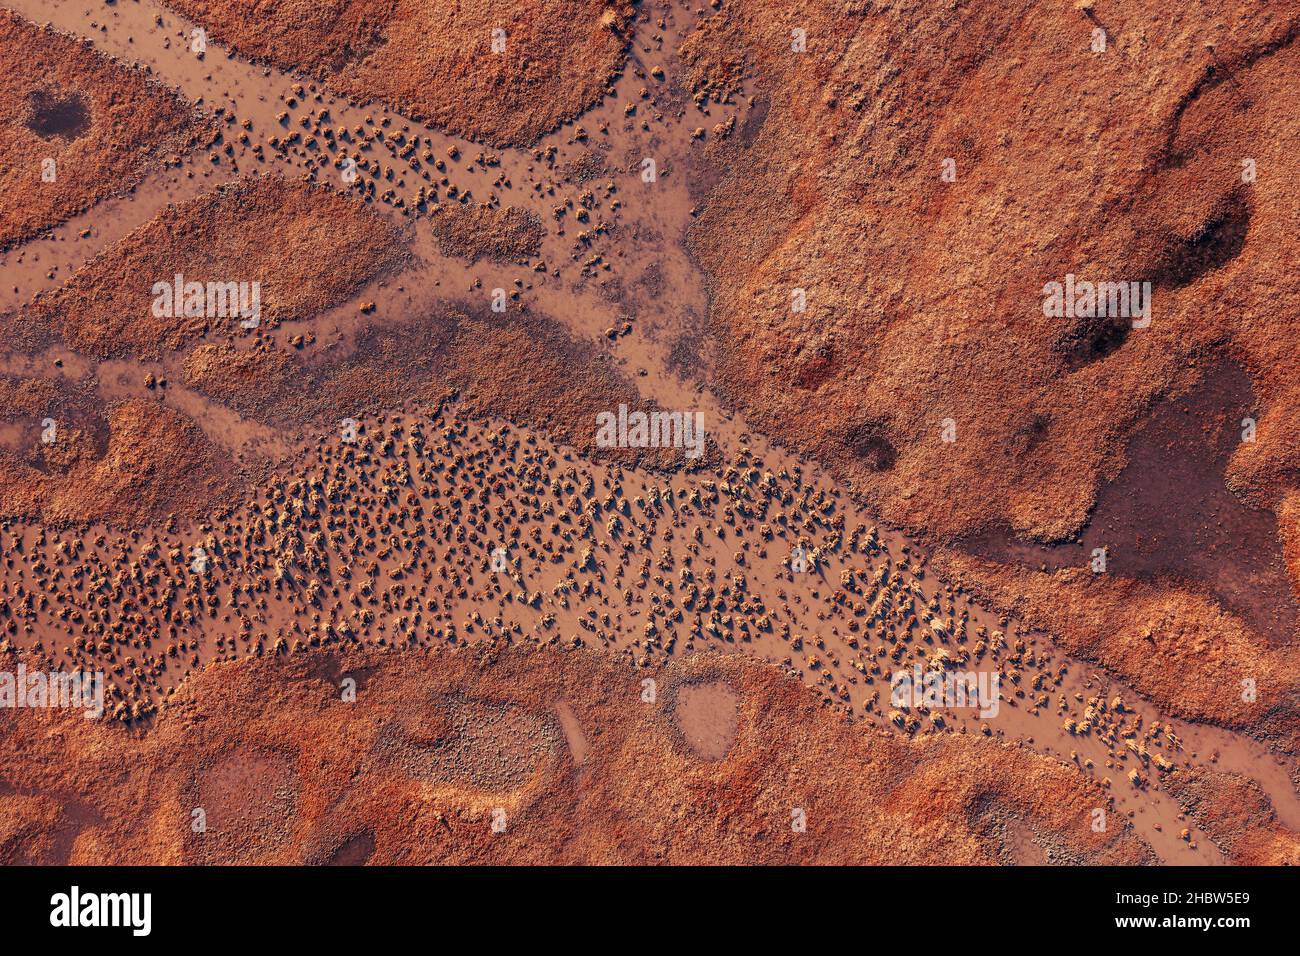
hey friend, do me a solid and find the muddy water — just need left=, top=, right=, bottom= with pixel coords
left=2, top=0, right=736, bottom=441
left=9, top=404, right=1292, bottom=863
left=0, top=0, right=1295, bottom=866
left=0, top=164, right=231, bottom=313
left=2, top=0, right=736, bottom=420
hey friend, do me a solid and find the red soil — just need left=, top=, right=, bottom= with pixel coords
left=0, top=9, right=209, bottom=249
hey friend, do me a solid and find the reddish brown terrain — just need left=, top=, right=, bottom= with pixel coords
left=0, top=8, right=209, bottom=249
left=0, top=0, right=1295, bottom=868
left=683, top=0, right=1300, bottom=742
left=0, top=643, right=1158, bottom=865
left=160, top=0, right=635, bottom=145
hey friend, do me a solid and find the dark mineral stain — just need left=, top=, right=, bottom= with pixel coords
left=1054, top=313, right=1131, bottom=370
left=1149, top=193, right=1250, bottom=291
left=25, top=88, right=90, bottom=140
left=845, top=421, right=897, bottom=472
left=965, top=361, right=1295, bottom=644
left=325, top=830, right=375, bottom=866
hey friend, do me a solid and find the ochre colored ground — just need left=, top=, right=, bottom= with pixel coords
left=0, top=643, right=1162, bottom=865
left=160, top=0, right=635, bottom=146
left=6, top=175, right=410, bottom=359
left=0, top=9, right=209, bottom=249
left=683, top=0, right=1300, bottom=739
left=0, top=0, right=1295, bottom=867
